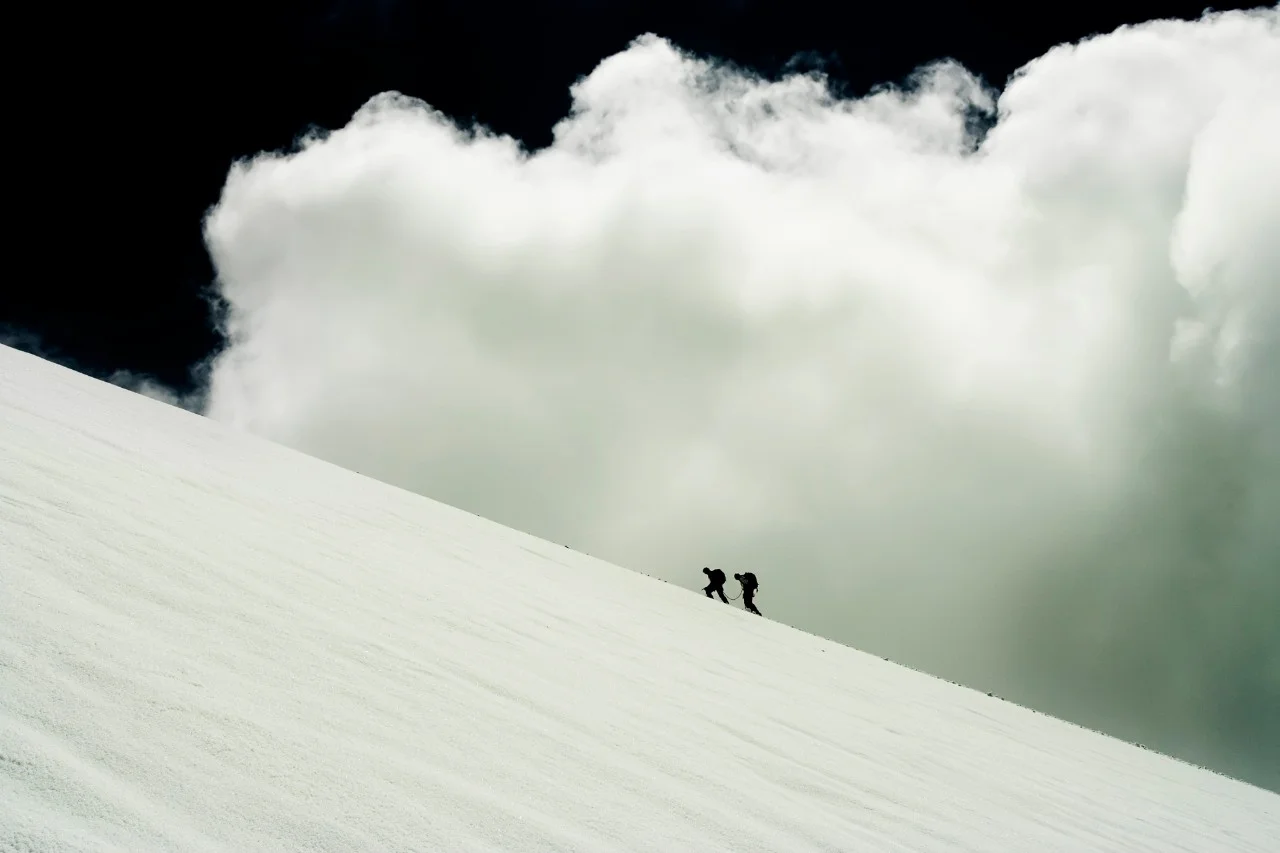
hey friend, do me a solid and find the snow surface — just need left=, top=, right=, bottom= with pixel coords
left=1, top=342, right=1277, bottom=853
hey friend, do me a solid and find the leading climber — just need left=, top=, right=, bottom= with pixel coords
left=702, top=567, right=729, bottom=602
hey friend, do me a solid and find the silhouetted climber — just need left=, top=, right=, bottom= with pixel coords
left=734, top=572, right=761, bottom=615
left=702, top=567, right=728, bottom=602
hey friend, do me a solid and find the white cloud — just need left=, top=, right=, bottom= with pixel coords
left=109, top=369, right=206, bottom=412
left=198, top=9, right=1280, bottom=788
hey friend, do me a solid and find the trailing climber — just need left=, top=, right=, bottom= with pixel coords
left=734, top=572, right=761, bottom=615
left=702, top=567, right=728, bottom=602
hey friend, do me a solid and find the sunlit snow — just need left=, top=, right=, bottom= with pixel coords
left=2, top=343, right=1277, bottom=851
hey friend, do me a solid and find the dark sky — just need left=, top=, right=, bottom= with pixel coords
left=3, top=0, right=1261, bottom=392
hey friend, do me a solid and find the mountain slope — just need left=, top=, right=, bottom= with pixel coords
left=2, top=343, right=1277, bottom=852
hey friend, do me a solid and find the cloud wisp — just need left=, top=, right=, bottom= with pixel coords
left=196, top=9, right=1280, bottom=789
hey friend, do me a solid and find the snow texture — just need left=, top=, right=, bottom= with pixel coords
left=2, top=342, right=1277, bottom=851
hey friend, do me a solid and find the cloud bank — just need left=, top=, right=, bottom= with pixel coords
left=197, top=9, right=1280, bottom=789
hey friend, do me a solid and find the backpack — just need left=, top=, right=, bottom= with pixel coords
left=740, top=572, right=758, bottom=591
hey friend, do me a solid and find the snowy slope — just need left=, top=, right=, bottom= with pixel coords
left=1, top=343, right=1277, bottom=853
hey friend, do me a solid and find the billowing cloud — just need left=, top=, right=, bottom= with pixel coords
left=198, top=9, right=1280, bottom=789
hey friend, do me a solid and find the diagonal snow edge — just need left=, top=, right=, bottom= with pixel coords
left=2, top=343, right=1277, bottom=852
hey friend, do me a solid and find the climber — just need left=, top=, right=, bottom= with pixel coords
left=702, top=567, right=728, bottom=602
left=734, top=572, right=761, bottom=615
